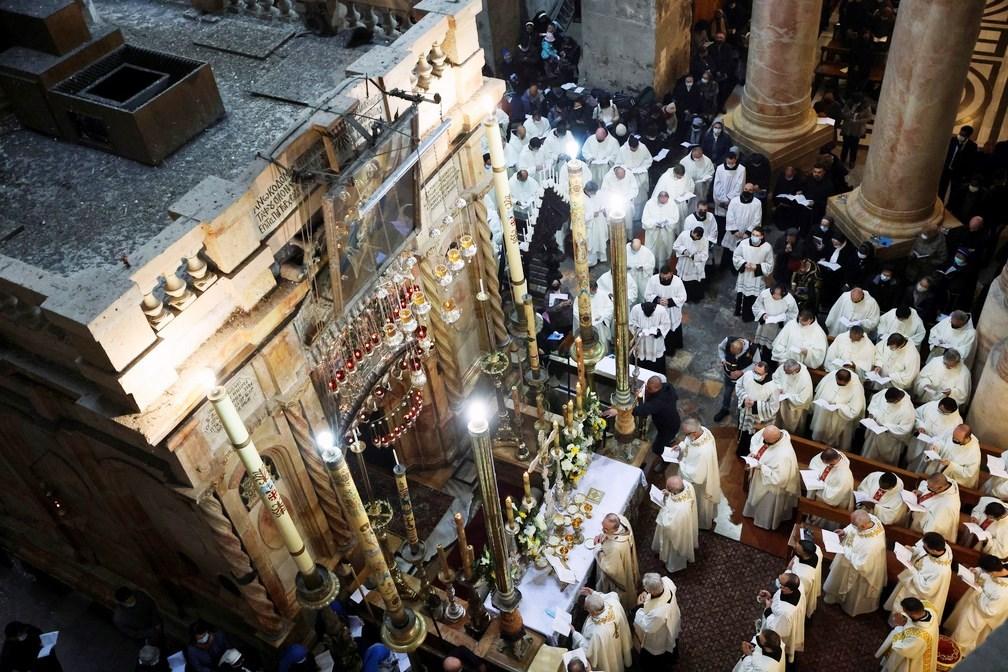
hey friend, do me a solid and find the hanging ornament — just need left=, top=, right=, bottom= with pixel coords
left=410, top=359, right=427, bottom=388
left=399, top=308, right=418, bottom=333
left=384, top=322, right=404, bottom=347
left=433, top=263, right=453, bottom=287
left=446, top=247, right=465, bottom=272
left=459, top=234, right=478, bottom=259
left=441, top=298, right=461, bottom=324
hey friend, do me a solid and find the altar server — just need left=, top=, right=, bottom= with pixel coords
left=928, top=423, right=981, bottom=488
left=652, top=475, right=697, bottom=573
left=713, top=152, right=746, bottom=222
left=597, top=268, right=638, bottom=306
left=884, top=532, right=953, bottom=617
left=810, top=368, right=865, bottom=451
left=641, top=190, right=679, bottom=268
left=653, top=164, right=695, bottom=224
left=907, top=397, right=962, bottom=473
left=825, top=287, right=881, bottom=337
left=807, top=448, right=854, bottom=509
left=772, top=359, right=813, bottom=435
left=724, top=185, right=763, bottom=271
left=825, top=325, right=875, bottom=378
left=914, top=348, right=971, bottom=406
left=944, top=555, right=1008, bottom=657
left=601, top=166, right=639, bottom=235
left=743, top=425, right=801, bottom=530
left=877, top=305, right=926, bottom=348
left=573, top=279, right=613, bottom=353
left=732, top=630, right=785, bottom=672
left=672, top=226, right=709, bottom=302
left=787, top=532, right=823, bottom=617
left=630, top=299, right=671, bottom=376
left=575, top=588, right=633, bottom=672
left=679, top=145, right=715, bottom=202
left=862, top=387, right=916, bottom=465
left=509, top=169, right=541, bottom=215
left=584, top=181, right=609, bottom=266
left=517, top=136, right=550, bottom=182
left=872, top=333, right=921, bottom=391
left=633, top=573, right=680, bottom=665
left=617, top=136, right=652, bottom=221
left=875, top=597, right=939, bottom=672
left=626, top=237, right=657, bottom=304
left=771, top=311, right=828, bottom=369
left=909, top=474, right=961, bottom=541
left=582, top=127, right=621, bottom=185
left=822, top=510, right=888, bottom=616
left=733, top=224, right=773, bottom=322
left=758, top=573, right=804, bottom=662
left=856, top=471, right=908, bottom=525
left=928, top=310, right=977, bottom=367
left=593, top=513, right=640, bottom=612
left=753, top=285, right=799, bottom=363
left=673, top=419, right=721, bottom=530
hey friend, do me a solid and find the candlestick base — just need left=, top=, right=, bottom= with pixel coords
left=295, top=564, right=340, bottom=610
left=401, top=540, right=426, bottom=565
left=444, top=583, right=466, bottom=623
left=521, top=496, right=537, bottom=512
left=381, top=606, right=427, bottom=653
left=524, top=366, right=549, bottom=388
left=515, top=441, right=530, bottom=461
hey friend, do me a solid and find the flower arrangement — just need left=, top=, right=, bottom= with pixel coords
left=555, top=390, right=603, bottom=489
left=513, top=500, right=547, bottom=560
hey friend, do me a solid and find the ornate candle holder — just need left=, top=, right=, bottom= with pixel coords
left=444, top=583, right=466, bottom=623
left=503, top=520, right=526, bottom=583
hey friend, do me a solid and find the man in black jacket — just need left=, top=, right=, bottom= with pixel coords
left=940, top=125, right=978, bottom=201
left=714, top=337, right=758, bottom=422
left=607, top=377, right=680, bottom=470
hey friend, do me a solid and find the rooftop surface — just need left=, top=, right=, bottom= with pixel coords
left=0, top=0, right=374, bottom=275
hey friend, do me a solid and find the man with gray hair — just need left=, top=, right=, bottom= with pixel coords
left=772, top=359, right=813, bottom=434
left=632, top=572, right=681, bottom=665
left=822, top=510, right=887, bottom=616
left=914, top=347, right=971, bottom=405
left=592, top=513, right=639, bottom=611
left=928, top=309, right=977, bottom=367
left=670, top=418, right=721, bottom=529
left=652, top=474, right=698, bottom=573
left=574, top=587, right=632, bottom=672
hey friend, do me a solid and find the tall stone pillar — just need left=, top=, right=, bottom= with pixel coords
left=972, top=263, right=1008, bottom=379
left=723, top=0, right=833, bottom=168
left=967, top=339, right=1008, bottom=448
left=828, top=0, right=985, bottom=252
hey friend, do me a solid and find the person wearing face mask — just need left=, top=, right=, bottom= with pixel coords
left=672, top=73, right=701, bottom=119
left=938, top=247, right=980, bottom=312
left=644, top=264, right=688, bottom=357
left=184, top=621, right=231, bottom=672
left=825, top=286, right=881, bottom=338
left=725, top=184, right=764, bottom=277
left=735, top=362, right=781, bottom=458
left=905, top=223, right=948, bottom=282
left=702, top=120, right=733, bottom=165
left=823, top=510, right=887, bottom=616
left=581, top=126, right=621, bottom=185
left=742, top=424, right=800, bottom=530
left=752, top=284, right=798, bottom=363
left=944, top=555, right=1008, bottom=658
left=862, top=387, right=916, bottom=466
left=945, top=215, right=988, bottom=265
left=799, top=163, right=834, bottom=235
left=617, top=136, right=654, bottom=221
left=854, top=241, right=877, bottom=284
left=872, top=332, right=922, bottom=390
left=733, top=629, right=784, bottom=672
left=672, top=225, right=709, bottom=302
left=757, top=573, right=804, bottom=664
left=909, top=473, right=962, bottom=542
left=771, top=310, right=828, bottom=369
left=940, top=125, right=978, bottom=201
left=948, top=175, right=988, bottom=224
left=877, top=598, right=940, bottom=672
left=806, top=216, right=833, bottom=259
left=855, top=471, right=909, bottom=526
left=866, top=265, right=901, bottom=313
left=818, top=231, right=860, bottom=308
left=682, top=201, right=719, bottom=276
left=641, top=190, right=679, bottom=268
left=697, top=68, right=719, bottom=117
left=907, top=397, right=963, bottom=473
left=788, top=257, right=821, bottom=313
left=733, top=224, right=773, bottom=322
left=914, top=348, right=971, bottom=406
left=964, top=499, right=1008, bottom=560
left=679, top=145, right=715, bottom=202
left=928, top=310, right=977, bottom=367
left=772, top=359, right=813, bottom=435
left=904, top=276, right=941, bottom=328
left=629, top=299, right=671, bottom=376
left=810, top=368, right=866, bottom=451
left=884, top=532, right=954, bottom=618
left=713, top=152, right=746, bottom=238
left=926, top=423, right=981, bottom=488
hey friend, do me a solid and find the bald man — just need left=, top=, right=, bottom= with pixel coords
left=743, top=425, right=800, bottom=530
left=824, top=287, right=881, bottom=337
left=822, top=510, right=888, bottom=616
left=574, top=588, right=633, bottom=672
left=593, top=513, right=640, bottom=611
left=652, top=474, right=698, bottom=573
left=927, top=423, right=981, bottom=488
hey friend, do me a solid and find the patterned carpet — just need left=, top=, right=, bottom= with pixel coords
left=348, top=460, right=454, bottom=542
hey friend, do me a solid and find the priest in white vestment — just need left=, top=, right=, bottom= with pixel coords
left=862, top=387, right=916, bottom=465
left=944, top=555, right=1008, bottom=657
left=927, top=424, right=981, bottom=488
left=653, top=164, right=695, bottom=224
left=641, top=190, right=679, bottom=268
left=598, top=268, right=639, bottom=306
left=884, top=533, right=954, bottom=617
left=914, top=348, right=971, bottom=406
left=522, top=109, right=550, bottom=139
left=712, top=153, right=746, bottom=219
left=856, top=471, right=909, bottom=525
left=824, top=287, right=881, bottom=337
left=645, top=267, right=688, bottom=357
left=583, top=181, right=609, bottom=266
left=617, top=136, right=652, bottom=221
left=679, top=146, right=715, bottom=202
left=732, top=631, right=785, bottom=672
left=581, top=127, right=621, bottom=185
left=601, top=166, right=639, bottom=235
left=723, top=186, right=763, bottom=263
left=878, top=306, right=926, bottom=348
left=757, top=573, right=804, bottom=662
left=504, top=125, right=528, bottom=170
left=629, top=300, right=671, bottom=375
left=732, top=224, right=773, bottom=322
left=810, top=368, right=865, bottom=451
left=873, top=333, right=921, bottom=391
left=753, top=286, right=799, bottom=361
left=672, top=419, right=722, bottom=530
left=542, top=122, right=576, bottom=168
left=593, top=513, right=640, bottom=611
left=672, top=226, right=709, bottom=302
left=575, top=588, right=633, bottom=672
left=787, top=531, right=823, bottom=616
left=509, top=169, right=541, bottom=227
left=651, top=475, right=698, bottom=573
left=807, top=448, right=854, bottom=509
left=823, top=510, right=888, bottom=616
left=736, top=362, right=781, bottom=454
left=517, top=136, right=550, bottom=182
left=633, top=573, right=680, bottom=662
left=743, top=425, right=801, bottom=530
left=771, top=311, right=828, bottom=369
left=928, top=310, right=977, bottom=367
left=964, top=498, right=1008, bottom=560
left=773, top=359, right=813, bottom=435
left=574, top=279, right=613, bottom=353
left=825, top=326, right=875, bottom=379
left=909, top=474, right=961, bottom=541
left=907, top=398, right=962, bottom=473
left=626, top=238, right=657, bottom=304
left=875, top=597, right=940, bottom=672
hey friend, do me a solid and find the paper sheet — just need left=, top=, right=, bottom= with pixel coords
left=854, top=490, right=876, bottom=505
left=893, top=542, right=915, bottom=569
left=350, top=585, right=371, bottom=604
left=830, top=358, right=848, bottom=368
left=653, top=148, right=670, bottom=161
left=813, top=398, right=838, bottom=412
left=817, top=117, right=836, bottom=126
left=779, top=392, right=797, bottom=403
left=394, top=651, right=412, bottom=671
left=965, top=522, right=991, bottom=541
left=680, top=141, right=693, bottom=148
left=649, top=484, right=665, bottom=506
left=674, top=193, right=694, bottom=203
left=347, top=615, right=364, bottom=638
left=547, top=554, right=578, bottom=584
left=743, top=455, right=761, bottom=469
left=168, top=651, right=186, bottom=672
left=548, top=292, right=569, bottom=306
left=764, top=313, right=786, bottom=324
left=560, top=82, right=577, bottom=90
left=924, top=449, right=942, bottom=462
left=840, top=317, right=862, bottom=329
left=38, top=632, right=58, bottom=658
left=900, top=490, right=927, bottom=513
left=860, top=417, right=888, bottom=435
left=694, top=175, right=712, bottom=183
left=958, top=565, right=981, bottom=591
left=821, top=529, right=843, bottom=554
left=865, top=370, right=891, bottom=385
left=551, top=609, right=573, bottom=636
left=987, top=454, right=1008, bottom=478
left=661, top=445, right=680, bottom=463
left=315, top=651, right=335, bottom=672
left=916, top=432, right=935, bottom=445
left=817, top=260, right=841, bottom=271
left=801, top=470, right=827, bottom=491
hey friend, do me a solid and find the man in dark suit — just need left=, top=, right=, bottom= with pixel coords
left=940, top=125, right=978, bottom=201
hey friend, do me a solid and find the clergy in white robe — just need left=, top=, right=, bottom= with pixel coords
left=928, top=423, right=981, bottom=488
left=825, top=326, right=876, bottom=379
left=914, top=348, right=971, bottom=406
left=581, top=127, right=621, bottom=185
left=645, top=268, right=687, bottom=356
left=712, top=154, right=746, bottom=217
left=944, top=555, right=1008, bottom=657
left=601, top=166, right=640, bottom=236
left=862, top=387, right=916, bottom=465
left=673, top=419, right=721, bottom=530
left=684, top=203, right=721, bottom=268
left=753, top=286, right=799, bottom=355
left=598, top=269, right=639, bottom=306
left=633, top=573, right=681, bottom=659
left=856, top=471, right=909, bottom=525
left=907, top=398, right=962, bottom=473
left=875, top=598, right=940, bottom=672
left=617, top=137, right=653, bottom=221
left=758, top=575, right=804, bottom=662
left=733, top=227, right=773, bottom=322
left=810, top=369, right=865, bottom=451
left=807, top=448, right=855, bottom=509
left=641, top=190, right=679, bottom=269
left=574, top=279, right=613, bottom=353
left=965, top=497, right=1008, bottom=560
left=878, top=306, right=926, bottom=348
left=672, top=227, right=709, bottom=302
left=517, top=136, right=550, bottom=182
left=822, top=510, right=888, bottom=616
left=873, top=333, right=921, bottom=391
left=651, top=476, right=698, bottom=573
left=736, top=363, right=781, bottom=438
left=522, top=110, right=550, bottom=139
left=630, top=300, right=671, bottom=375
left=884, top=534, right=954, bottom=617
left=732, top=631, right=785, bottom=672
left=583, top=181, right=609, bottom=266
left=771, top=311, right=828, bottom=369
left=909, top=474, right=961, bottom=542
left=773, top=359, right=814, bottom=435
left=787, top=533, right=824, bottom=616
left=824, top=287, right=881, bottom=337
left=542, top=123, right=576, bottom=168
left=928, top=310, right=977, bottom=367
left=504, top=125, right=528, bottom=169
left=723, top=187, right=763, bottom=255
left=593, top=513, right=640, bottom=611
left=626, top=238, right=657, bottom=303
left=508, top=169, right=541, bottom=215
left=653, top=164, right=695, bottom=224
left=576, top=589, right=633, bottom=672
left=743, top=426, right=801, bottom=530
left=679, top=146, right=715, bottom=202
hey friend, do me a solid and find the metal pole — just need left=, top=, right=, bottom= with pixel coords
left=607, top=213, right=636, bottom=444
left=568, top=159, right=606, bottom=391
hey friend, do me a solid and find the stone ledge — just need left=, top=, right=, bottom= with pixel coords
left=827, top=189, right=960, bottom=259
left=722, top=110, right=834, bottom=175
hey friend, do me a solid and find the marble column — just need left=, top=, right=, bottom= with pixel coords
left=967, top=339, right=1008, bottom=448
left=972, top=262, right=1008, bottom=379
left=724, top=0, right=832, bottom=166
left=828, top=0, right=985, bottom=251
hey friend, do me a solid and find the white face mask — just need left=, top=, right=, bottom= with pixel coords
left=820, top=225, right=830, bottom=232
left=916, top=283, right=927, bottom=292
left=196, top=634, right=210, bottom=645
left=857, top=251, right=868, bottom=259
left=750, top=235, right=763, bottom=245
left=713, top=128, right=722, bottom=136
left=920, top=233, right=929, bottom=240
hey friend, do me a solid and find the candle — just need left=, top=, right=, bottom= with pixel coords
left=437, top=544, right=451, bottom=573
left=393, top=449, right=400, bottom=466
left=463, top=544, right=475, bottom=580
left=393, top=464, right=419, bottom=546
left=536, top=393, right=545, bottom=421
left=454, top=512, right=468, bottom=553
left=523, top=471, right=531, bottom=500
left=479, top=278, right=486, bottom=295
left=505, top=495, right=515, bottom=527
left=552, top=420, right=560, bottom=445
left=511, top=385, right=521, bottom=416
left=575, top=382, right=583, bottom=413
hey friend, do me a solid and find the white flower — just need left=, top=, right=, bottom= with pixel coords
left=523, top=524, right=535, bottom=537
left=562, top=459, right=574, bottom=471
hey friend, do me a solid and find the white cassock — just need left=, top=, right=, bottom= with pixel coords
left=909, top=479, right=961, bottom=541
left=626, top=242, right=657, bottom=302
left=641, top=194, right=680, bottom=268
left=598, top=270, right=639, bottom=306
left=861, top=393, right=916, bottom=465
left=516, top=145, right=550, bottom=182
left=672, top=230, right=709, bottom=283
left=825, top=331, right=876, bottom=379
left=772, top=364, right=813, bottom=435
left=913, top=358, right=971, bottom=406
left=585, top=190, right=609, bottom=266
left=883, top=539, right=953, bottom=617
left=505, top=132, right=528, bottom=169
left=712, top=163, right=746, bottom=217
left=618, top=143, right=653, bottom=220
left=633, top=576, right=681, bottom=656
left=928, top=316, right=977, bottom=367
left=810, top=371, right=865, bottom=451
left=644, top=274, right=687, bottom=335
left=743, top=429, right=801, bottom=530
left=824, top=290, right=882, bottom=337
left=653, top=170, right=696, bottom=223
left=574, top=290, right=614, bottom=353
left=877, top=308, right=926, bottom=348
left=873, top=342, right=921, bottom=391
left=723, top=197, right=763, bottom=253
left=929, top=431, right=981, bottom=488
left=856, top=472, right=909, bottom=525
left=875, top=603, right=940, bottom=672
left=679, top=153, right=715, bottom=201
left=789, top=547, right=824, bottom=616
left=675, top=427, right=722, bottom=530
left=595, top=514, right=640, bottom=611
left=629, top=302, right=671, bottom=365
left=807, top=451, right=854, bottom=509
left=522, top=115, right=551, bottom=139
left=763, top=590, right=803, bottom=662
left=736, top=372, right=781, bottom=433
left=944, top=569, right=1008, bottom=657
left=509, top=173, right=542, bottom=214
left=732, top=645, right=785, bottom=672
left=601, top=167, right=640, bottom=235
left=576, top=591, right=634, bottom=672
left=771, top=319, right=828, bottom=368
left=906, top=401, right=962, bottom=473
left=582, top=134, right=621, bottom=185
left=542, top=129, right=576, bottom=167
left=652, top=483, right=698, bottom=573
left=733, top=239, right=774, bottom=297
left=822, top=513, right=888, bottom=616
left=967, top=496, right=1008, bottom=559
left=985, top=474, right=1008, bottom=501
left=753, top=290, right=799, bottom=350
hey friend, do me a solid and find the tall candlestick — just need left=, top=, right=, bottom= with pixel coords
left=522, top=295, right=541, bottom=373
left=505, top=495, right=515, bottom=527
left=608, top=207, right=636, bottom=444
left=482, top=117, right=528, bottom=305
left=437, top=544, right=450, bottom=571
left=393, top=464, right=419, bottom=547
left=523, top=471, right=531, bottom=501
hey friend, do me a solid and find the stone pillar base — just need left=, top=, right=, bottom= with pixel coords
left=722, top=107, right=834, bottom=174
left=826, top=188, right=960, bottom=258
left=968, top=339, right=1008, bottom=447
